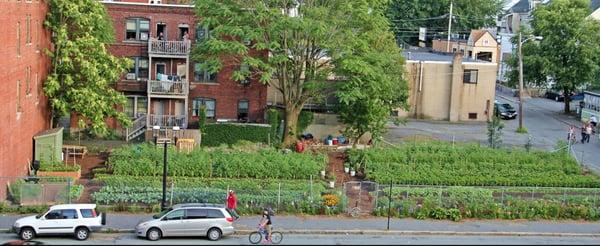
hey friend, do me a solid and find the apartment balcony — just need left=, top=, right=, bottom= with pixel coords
left=149, top=114, right=187, bottom=128
left=148, top=38, right=191, bottom=57
left=148, top=79, right=188, bottom=97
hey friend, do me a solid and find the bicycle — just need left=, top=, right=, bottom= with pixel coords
left=248, top=226, right=283, bottom=245
left=349, top=201, right=361, bottom=217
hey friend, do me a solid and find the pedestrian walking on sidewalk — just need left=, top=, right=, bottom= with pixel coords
left=226, top=190, right=240, bottom=220
left=586, top=123, right=593, bottom=143
left=568, top=125, right=576, bottom=144
left=581, top=123, right=588, bottom=144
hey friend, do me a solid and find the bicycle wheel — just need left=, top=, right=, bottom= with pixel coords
left=270, top=232, right=283, bottom=245
left=248, top=232, right=262, bottom=244
left=350, top=207, right=361, bottom=217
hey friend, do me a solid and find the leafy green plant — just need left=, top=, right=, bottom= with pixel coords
left=349, top=141, right=600, bottom=188
left=202, top=124, right=271, bottom=147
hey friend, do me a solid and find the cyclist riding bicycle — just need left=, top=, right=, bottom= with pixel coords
left=258, top=209, right=272, bottom=243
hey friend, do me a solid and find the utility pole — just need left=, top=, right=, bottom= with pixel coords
left=446, top=1, right=453, bottom=52
left=518, top=32, right=524, bottom=131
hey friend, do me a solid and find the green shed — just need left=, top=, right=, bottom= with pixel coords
left=33, top=127, right=63, bottom=164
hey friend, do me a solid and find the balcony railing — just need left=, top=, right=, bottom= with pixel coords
left=148, top=80, right=188, bottom=95
left=148, top=38, right=191, bottom=56
left=149, top=114, right=187, bottom=128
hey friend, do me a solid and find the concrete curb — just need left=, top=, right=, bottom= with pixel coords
left=2, top=228, right=599, bottom=237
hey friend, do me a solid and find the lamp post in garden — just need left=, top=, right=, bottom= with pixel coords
left=152, top=125, right=181, bottom=211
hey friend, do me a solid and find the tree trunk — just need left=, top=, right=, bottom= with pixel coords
left=564, top=96, right=571, bottom=114
left=282, top=107, right=301, bottom=147
left=353, top=132, right=366, bottom=149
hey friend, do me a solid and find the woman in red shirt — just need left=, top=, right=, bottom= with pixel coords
left=226, top=190, right=240, bottom=220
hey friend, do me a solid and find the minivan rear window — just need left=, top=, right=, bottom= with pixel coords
left=207, top=209, right=224, bottom=218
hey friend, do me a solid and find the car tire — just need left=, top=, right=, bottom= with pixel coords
left=207, top=227, right=222, bottom=241
left=146, top=228, right=162, bottom=241
left=19, top=227, right=35, bottom=241
left=75, top=227, right=90, bottom=241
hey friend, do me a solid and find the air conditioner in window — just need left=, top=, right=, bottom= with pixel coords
left=126, top=73, right=136, bottom=80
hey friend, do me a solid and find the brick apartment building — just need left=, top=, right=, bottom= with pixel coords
left=103, top=0, right=268, bottom=140
left=0, top=1, right=52, bottom=179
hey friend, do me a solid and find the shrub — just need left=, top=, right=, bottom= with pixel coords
left=202, top=123, right=271, bottom=147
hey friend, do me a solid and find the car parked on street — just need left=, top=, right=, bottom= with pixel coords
left=494, top=102, right=517, bottom=120
left=135, top=203, right=235, bottom=241
left=12, top=204, right=105, bottom=241
left=545, top=90, right=565, bottom=101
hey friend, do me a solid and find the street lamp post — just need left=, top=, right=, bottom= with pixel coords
left=517, top=33, right=543, bottom=131
left=152, top=125, right=181, bottom=211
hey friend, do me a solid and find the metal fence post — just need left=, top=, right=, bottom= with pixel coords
left=387, top=180, right=392, bottom=230
left=67, top=179, right=72, bottom=204
left=310, top=175, right=313, bottom=203
left=500, top=187, right=504, bottom=204
left=531, top=187, right=535, bottom=200
left=563, top=189, right=567, bottom=204
left=170, top=182, right=174, bottom=207
left=277, top=182, right=281, bottom=212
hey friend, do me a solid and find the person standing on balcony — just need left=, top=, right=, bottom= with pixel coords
left=182, top=31, right=190, bottom=50
left=158, top=32, right=164, bottom=40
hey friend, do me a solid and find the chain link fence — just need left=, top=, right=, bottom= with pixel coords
left=90, top=177, right=332, bottom=214
left=373, top=183, right=600, bottom=219
left=0, top=177, right=79, bottom=206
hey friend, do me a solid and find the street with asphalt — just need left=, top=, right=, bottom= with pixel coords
left=386, top=88, right=600, bottom=174
left=1, top=214, right=600, bottom=244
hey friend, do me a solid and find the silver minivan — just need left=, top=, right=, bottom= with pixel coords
left=135, top=204, right=235, bottom=241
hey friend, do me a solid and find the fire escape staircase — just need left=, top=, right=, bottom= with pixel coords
left=125, top=114, right=147, bottom=142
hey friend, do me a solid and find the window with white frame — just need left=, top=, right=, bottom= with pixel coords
left=238, top=100, right=249, bottom=122
left=127, top=57, right=149, bottom=80
left=192, top=98, right=216, bottom=118
left=126, top=18, right=150, bottom=41
left=463, top=69, right=478, bottom=84
left=194, top=63, right=216, bottom=82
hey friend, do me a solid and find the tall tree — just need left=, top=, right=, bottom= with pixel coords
left=387, top=0, right=503, bottom=46
left=194, top=0, right=402, bottom=146
left=44, top=0, right=132, bottom=135
left=516, top=0, right=600, bottom=113
left=336, top=1, right=408, bottom=147
left=504, top=27, right=547, bottom=89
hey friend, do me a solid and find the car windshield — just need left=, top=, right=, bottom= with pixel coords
left=36, top=210, right=48, bottom=219
left=152, top=208, right=172, bottom=219
left=501, top=104, right=514, bottom=110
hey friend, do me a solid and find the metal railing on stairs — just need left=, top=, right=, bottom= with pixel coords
left=126, top=114, right=147, bottom=142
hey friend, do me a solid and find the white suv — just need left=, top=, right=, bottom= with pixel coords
left=13, top=204, right=106, bottom=241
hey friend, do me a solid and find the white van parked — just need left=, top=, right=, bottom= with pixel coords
left=13, top=204, right=106, bottom=241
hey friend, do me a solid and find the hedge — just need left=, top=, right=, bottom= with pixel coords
left=202, top=123, right=271, bottom=147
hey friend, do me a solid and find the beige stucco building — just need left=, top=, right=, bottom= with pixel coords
left=397, top=51, right=498, bottom=122
left=432, top=30, right=500, bottom=64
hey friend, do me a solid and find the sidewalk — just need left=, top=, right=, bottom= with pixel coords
left=2, top=214, right=600, bottom=236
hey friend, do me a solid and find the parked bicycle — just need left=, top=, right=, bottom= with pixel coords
left=249, top=226, right=283, bottom=244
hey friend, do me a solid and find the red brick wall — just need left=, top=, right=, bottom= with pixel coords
left=105, top=2, right=268, bottom=126
left=0, top=1, right=51, bottom=182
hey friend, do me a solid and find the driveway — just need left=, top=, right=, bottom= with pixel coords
left=385, top=88, right=600, bottom=174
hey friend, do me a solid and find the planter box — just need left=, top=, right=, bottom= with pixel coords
left=38, top=169, right=81, bottom=180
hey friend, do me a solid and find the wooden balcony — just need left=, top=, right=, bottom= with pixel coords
left=148, top=38, right=191, bottom=56
left=148, top=80, right=188, bottom=96
left=149, top=114, right=187, bottom=128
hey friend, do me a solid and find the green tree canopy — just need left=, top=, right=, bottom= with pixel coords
left=514, top=0, right=600, bottom=113
left=44, top=0, right=132, bottom=135
left=387, top=0, right=503, bottom=46
left=193, top=0, right=406, bottom=146
left=335, top=1, right=408, bottom=146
